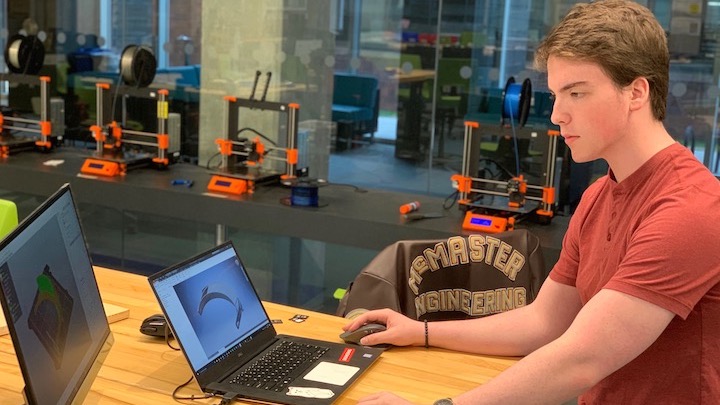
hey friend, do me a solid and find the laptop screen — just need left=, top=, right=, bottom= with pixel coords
left=150, top=242, right=273, bottom=375
left=0, top=185, right=112, bottom=405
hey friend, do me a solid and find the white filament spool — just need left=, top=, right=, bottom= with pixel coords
left=4, top=34, right=45, bottom=74
left=7, top=38, right=22, bottom=70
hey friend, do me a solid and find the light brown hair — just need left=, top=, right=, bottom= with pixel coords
left=535, top=0, right=669, bottom=120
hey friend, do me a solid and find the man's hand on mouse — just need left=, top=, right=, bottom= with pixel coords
left=343, top=308, right=425, bottom=347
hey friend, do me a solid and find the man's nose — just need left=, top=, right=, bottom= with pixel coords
left=550, top=100, right=567, bottom=126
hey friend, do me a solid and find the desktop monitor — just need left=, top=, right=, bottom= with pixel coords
left=0, top=184, right=113, bottom=405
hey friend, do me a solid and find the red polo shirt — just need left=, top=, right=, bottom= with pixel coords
left=550, top=143, right=720, bottom=404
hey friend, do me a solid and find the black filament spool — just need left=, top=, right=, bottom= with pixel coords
left=119, top=45, right=157, bottom=87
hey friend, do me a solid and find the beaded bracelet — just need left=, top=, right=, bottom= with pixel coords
left=424, top=319, right=429, bottom=348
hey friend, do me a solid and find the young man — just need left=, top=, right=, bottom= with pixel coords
left=345, top=1, right=720, bottom=404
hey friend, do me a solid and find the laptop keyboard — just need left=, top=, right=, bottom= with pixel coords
left=229, top=340, right=330, bottom=392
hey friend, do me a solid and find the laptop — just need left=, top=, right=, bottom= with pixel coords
left=0, top=184, right=114, bottom=405
left=148, top=241, right=383, bottom=404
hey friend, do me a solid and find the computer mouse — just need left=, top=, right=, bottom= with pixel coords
left=339, top=323, right=387, bottom=346
left=140, top=313, right=172, bottom=337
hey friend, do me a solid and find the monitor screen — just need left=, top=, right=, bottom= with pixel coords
left=0, top=184, right=113, bottom=405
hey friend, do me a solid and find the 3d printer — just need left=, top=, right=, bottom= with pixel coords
left=0, top=34, right=56, bottom=156
left=451, top=77, right=559, bottom=233
left=80, top=45, right=175, bottom=177
left=207, top=71, right=299, bottom=195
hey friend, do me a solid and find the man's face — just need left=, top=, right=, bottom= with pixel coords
left=547, top=56, right=631, bottom=163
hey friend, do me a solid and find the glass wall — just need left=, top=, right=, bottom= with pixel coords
left=0, top=0, right=717, bottom=313
left=0, top=0, right=718, bottom=201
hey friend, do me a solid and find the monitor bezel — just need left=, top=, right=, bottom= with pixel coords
left=0, top=184, right=114, bottom=405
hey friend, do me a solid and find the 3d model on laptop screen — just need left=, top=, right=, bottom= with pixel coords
left=173, top=256, right=266, bottom=360
left=28, top=264, right=75, bottom=369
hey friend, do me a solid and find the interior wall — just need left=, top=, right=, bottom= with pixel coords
left=198, top=0, right=285, bottom=166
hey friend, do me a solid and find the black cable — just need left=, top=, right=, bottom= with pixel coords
left=507, top=104, right=521, bottom=177
left=171, top=375, right=214, bottom=403
left=205, top=152, right=222, bottom=170
left=23, top=36, right=41, bottom=75
left=167, top=327, right=214, bottom=402
left=165, top=324, right=181, bottom=351
left=109, top=68, right=126, bottom=125
left=237, top=127, right=277, bottom=146
left=443, top=189, right=458, bottom=210
left=478, top=158, right=515, bottom=180
left=320, top=181, right=368, bottom=193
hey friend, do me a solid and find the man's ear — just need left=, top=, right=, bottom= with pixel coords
left=628, top=77, right=650, bottom=112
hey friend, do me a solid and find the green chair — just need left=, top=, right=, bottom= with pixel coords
left=0, top=199, right=18, bottom=239
left=398, top=54, right=421, bottom=101
left=281, top=55, right=309, bottom=87
left=398, top=53, right=432, bottom=102
left=459, top=31, right=487, bottom=48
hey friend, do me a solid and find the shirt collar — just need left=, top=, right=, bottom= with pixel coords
left=606, top=142, right=682, bottom=194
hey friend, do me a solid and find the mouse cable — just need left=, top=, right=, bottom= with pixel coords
left=165, top=325, right=181, bottom=351
left=172, top=375, right=215, bottom=403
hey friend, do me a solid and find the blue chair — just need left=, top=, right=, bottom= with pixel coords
left=331, top=73, right=380, bottom=150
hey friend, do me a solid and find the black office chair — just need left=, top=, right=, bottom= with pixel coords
left=434, top=58, right=471, bottom=158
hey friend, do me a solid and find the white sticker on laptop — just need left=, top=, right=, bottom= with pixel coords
left=303, top=361, right=359, bottom=386
left=287, top=387, right=335, bottom=399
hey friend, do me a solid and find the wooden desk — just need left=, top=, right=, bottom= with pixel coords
left=0, top=267, right=518, bottom=404
left=394, top=69, right=436, bottom=84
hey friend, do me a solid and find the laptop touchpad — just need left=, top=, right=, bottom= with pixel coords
left=303, top=361, right=359, bottom=386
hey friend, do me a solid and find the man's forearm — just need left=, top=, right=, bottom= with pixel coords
left=427, top=281, right=581, bottom=356
left=449, top=289, right=675, bottom=405
left=452, top=337, right=595, bottom=405
left=426, top=304, right=556, bottom=356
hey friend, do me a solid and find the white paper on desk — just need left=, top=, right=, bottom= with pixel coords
left=303, top=361, right=359, bottom=386
left=43, top=159, right=65, bottom=166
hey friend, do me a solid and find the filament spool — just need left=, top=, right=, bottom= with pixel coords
left=501, top=77, right=532, bottom=127
left=119, top=45, right=157, bottom=87
left=4, top=34, right=45, bottom=75
left=290, top=179, right=320, bottom=207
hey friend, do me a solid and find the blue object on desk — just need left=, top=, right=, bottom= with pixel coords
left=291, top=181, right=319, bottom=207
left=171, top=179, right=194, bottom=188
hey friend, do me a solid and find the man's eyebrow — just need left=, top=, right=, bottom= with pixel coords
left=555, top=81, right=587, bottom=93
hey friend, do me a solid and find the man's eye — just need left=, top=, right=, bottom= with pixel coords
left=570, top=92, right=581, bottom=98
